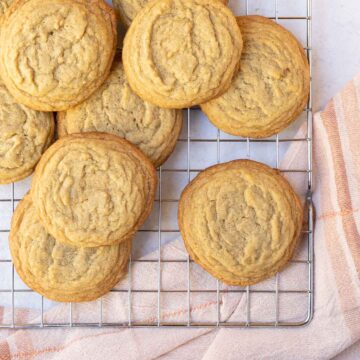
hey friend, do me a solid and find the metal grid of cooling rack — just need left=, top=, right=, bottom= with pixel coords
left=0, top=0, right=313, bottom=328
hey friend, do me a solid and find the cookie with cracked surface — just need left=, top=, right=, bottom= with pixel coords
left=57, top=58, right=183, bottom=168
left=0, top=0, right=117, bottom=112
left=113, top=0, right=228, bottom=28
left=178, top=160, right=303, bottom=286
left=10, top=195, right=131, bottom=302
left=201, top=16, right=310, bottom=138
left=31, top=133, right=157, bottom=247
left=0, top=78, right=54, bottom=184
left=122, top=0, right=242, bottom=109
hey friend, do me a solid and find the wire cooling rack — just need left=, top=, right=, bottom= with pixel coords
left=0, top=0, right=313, bottom=328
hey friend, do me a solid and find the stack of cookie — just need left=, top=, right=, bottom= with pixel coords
left=0, top=0, right=309, bottom=301
left=0, top=0, right=159, bottom=302
left=10, top=133, right=157, bottom=302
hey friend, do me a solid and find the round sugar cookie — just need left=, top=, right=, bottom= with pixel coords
left=122, top=0, right=242, bottom=109
left=0, top=0, right=117, bottom=111
left=178, top=160, right=303, bottom=286
left=10, top=195, right=131, bottom=302
left=31, top=133, right=157, bottom=247
left=0, top=77, right=54, bottom=184
left=57, top=58, right=182, bottom=168
left=201, top=16, right=310, bottom=138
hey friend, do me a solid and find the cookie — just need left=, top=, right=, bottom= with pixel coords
left=0, top=78, right=54, bottom=184
left=113, top=0, right=228, bottom=28
left=122, top=0, right=242, bottom=109
left=31, top=133, right=157, bottom=247
left=178, top=160, right=303, bottom=286
left=10, top=195, right=131, bottom=302
left=0, top=0, right=117, bottom=111
left=201, top=16, right=310, bottom=138
left=57, top=58, right=183, bottom=168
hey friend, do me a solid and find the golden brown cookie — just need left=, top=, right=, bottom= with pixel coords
left=0, top=0, right=117, bottom=111
left=31, top=133, right=157, bottom=247
left=201, top=16, right=310, bottom=138
left=113, top=0, right=228, bottom=28
left=0, top=77, right=54, bottom=184
left=10, top=195, right=131, bottom=302
left=122, top=0, right=242, bottom=109
left=57, top=58, right=183, bottom=168
left=178, top=160, right=303, bottom=286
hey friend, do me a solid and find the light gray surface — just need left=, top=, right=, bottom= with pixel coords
left=313, top=0, right=360, bottom=111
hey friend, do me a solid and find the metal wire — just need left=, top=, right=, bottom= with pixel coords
left=128, top=254, right=132, bottom=326
left=157, top=168, right=162, bottom=326
left=0, top=0, right=313, bottom=328
left=186, top=108, right=191, bottom=326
